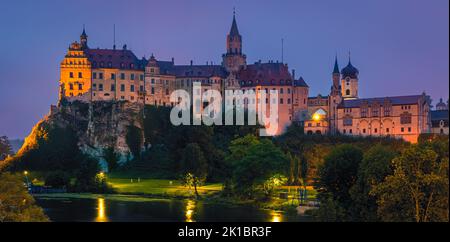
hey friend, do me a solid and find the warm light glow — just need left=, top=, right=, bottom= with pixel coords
left=313, top=113, right=321, bottom=121
left=23, top=171, right=28, bottom=175
left=271, top=211, right=282, bottom=222
left=95, top=198, right=108, bottom=222
left=185, top=200, right=196, bottom=222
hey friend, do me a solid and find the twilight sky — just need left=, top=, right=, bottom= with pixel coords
left=0, top=0, right=448, bottom=138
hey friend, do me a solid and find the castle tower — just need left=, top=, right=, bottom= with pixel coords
left=222, top=10, right=246, bottom=73
left=340, top=54, right=359, bottom=100
left=80, top=26, right=88, bottom=49
left=329, top=56, right=343, bottom=134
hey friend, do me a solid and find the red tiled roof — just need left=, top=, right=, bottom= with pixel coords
left=85, top=48, right=145, bottom=70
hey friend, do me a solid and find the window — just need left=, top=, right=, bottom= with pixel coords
left=343, top=117, right=353, bottom=126
left=140, top=75, right=144, bottom=81
left=151, top=79, right=155, bottom=84
left=130, top=85, right=135, bottom=92
left=287, top=88, right=291, bottom=94
left=400, top=113, right=412, bottom=124
left=99, top=84, right=103, bottom=91
left=280, top=98, right=284, bottom=104
left=93, top=72, right=97, bottom=79
left=111, top=73, right=116, bottom=80
left=343, top=129, right=346, bottom=134
left=374, top=128, right=378, bottom=133
left=78, top=84, right=83, bottom=90
left=120, top=73, right=125, bottom=80
left=362, top=128, right=366, bottom=134
left=120, top=84, right=125, bottom=92
left=69, top=83, right=73, bottom=90
left=361, top=107, right=368, bottom=118
left=111, top=84, right=115, bottom=91
left=345, top=89, right=350, bottom=96
left=140, top=85, right=144, bottom=92
left=93, top=83, right=97, bottom=90
left=78, top=72, right=82, bottom=78
left=349, top=129, right=353, bottom=134
left=386, top=128, right=390, bottom=133
left=131, top=74, right=135, bottom=80
left=287, top=98, right=291, bottom=104
left=384, top=106, right=391, bottom=116
left=372, top=107, right=380, bottom=117
left=151, top=87, right=155, bottom=94
left=401, top=127, right=405, bottom=132
left=408, top=127, right=411, bottom=132
left=99, top=73, right=104, bottom=79
left=69, top=72, right=74, bottom=78
left=166, top=89, right=169, bottom=95
left=280, top=88, right=284, bottom=94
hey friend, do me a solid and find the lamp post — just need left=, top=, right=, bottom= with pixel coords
left=23, top=171, right=30, bottom=187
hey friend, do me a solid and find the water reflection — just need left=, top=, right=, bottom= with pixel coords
left=185, top=200, right=196, bottom=222
left=95, top=198, right=108, bottom=222
left=271, top=211, right=282, bottom=222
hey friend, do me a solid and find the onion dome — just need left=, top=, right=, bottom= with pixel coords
left=341, top=59, right=359, bottom=79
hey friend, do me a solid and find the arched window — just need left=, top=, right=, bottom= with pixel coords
left=346, top=89, right=350, bottom=96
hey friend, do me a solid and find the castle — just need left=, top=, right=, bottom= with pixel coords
left=59, top=12, right=436, bottom=143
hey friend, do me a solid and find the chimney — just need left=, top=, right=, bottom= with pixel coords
left=122, top=44, right=127, bottom=50
left=190, top=60, right=193, bottom=66
left=292, top=69, right=296, bottom=79
left=171, top=57, right=174, bottom=64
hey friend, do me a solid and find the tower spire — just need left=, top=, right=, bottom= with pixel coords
left=229, top=8, right=239, bottom=36
left=80, top=24, right=88, bottom=49
left=333, top=54, right=340, bottom=74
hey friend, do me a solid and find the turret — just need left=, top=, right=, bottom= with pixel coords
left=222, top=10, right=246, bottom=73
left=80, top=26, right=88, bottom=49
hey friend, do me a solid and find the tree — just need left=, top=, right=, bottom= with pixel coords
left=315, top=144, right=363, bottom=221
left=180, top=143, right=208, bottom=198
left=371, top=144, right=449, bottom=222
left=103, top=147, right=119, bottom=172
left=229, top=137, right=288, bottom=198
left=0, top=136, right=13, bottom=160
left=0, top=172, right=49, bottom=222
left=349, top=145, right=397, bottom=221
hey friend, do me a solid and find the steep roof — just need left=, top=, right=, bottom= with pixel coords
left=431, top=110, right=449, bottom=121
left=229, top=15, right=240, bottom=36
left=333, top=56, right=340, bottom=74
left=238, top=62, right=291, bottom=86
left=85, top=48, right=145, bottom=70
left=169, top=65, right=227, bottom=78
left=339, top=95, right=424, bottom=108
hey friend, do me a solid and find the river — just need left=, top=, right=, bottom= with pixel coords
left=35, top=196, right=311, bottom=222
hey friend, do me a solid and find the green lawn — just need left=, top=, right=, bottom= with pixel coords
left=107, top=177, right=223, bottom=197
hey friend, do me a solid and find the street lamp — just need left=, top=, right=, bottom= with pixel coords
left=23, top=170, right=30, bottom=187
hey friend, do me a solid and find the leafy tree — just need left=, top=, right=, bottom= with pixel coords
left=314, top=144, right=363, bottom=221
left=0, top=136, right=13, bottom=161
left=0, top=172, right=49, bottom=222
left=180, top=143, right=208, bottom=198
left=126, top=125, right=143, bottom=159
left=103, top=147, right=119, bottom=172
left=371, top=144, right=449, bottom=222
left=229, top=137, right=288, bottom=198
left=44, top=171, right=70, bottom=188
left=349, top=145, right=397, bottom=221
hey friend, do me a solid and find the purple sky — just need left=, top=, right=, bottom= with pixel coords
left=0, top=0, right=448, bottom=139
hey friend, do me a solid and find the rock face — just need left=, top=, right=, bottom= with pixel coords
left=18, top=101, right=145, bottom=170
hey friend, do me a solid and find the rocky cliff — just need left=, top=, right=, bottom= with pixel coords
left=15, top=101, right=145, bottom=170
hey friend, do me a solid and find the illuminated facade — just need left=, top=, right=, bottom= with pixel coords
left=59, top=13, right=433, bottom=140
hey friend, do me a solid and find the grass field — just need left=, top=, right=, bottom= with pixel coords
left=107, top=177, right=223, bottom=197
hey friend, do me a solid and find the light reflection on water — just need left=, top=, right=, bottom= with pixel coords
left=95, top=198, right=108, bottom=222
left=185, top=199, right=196, bottom=222
left=35, top=197, right=308, bottom=222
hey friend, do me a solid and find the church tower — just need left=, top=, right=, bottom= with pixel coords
left=222, top=10, right=246, bottom=73
left=329, top=56, right=342, bottom=134
left=80, top=26, right=88, bottom=49
left=340, top=55, right=359, bottom=100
